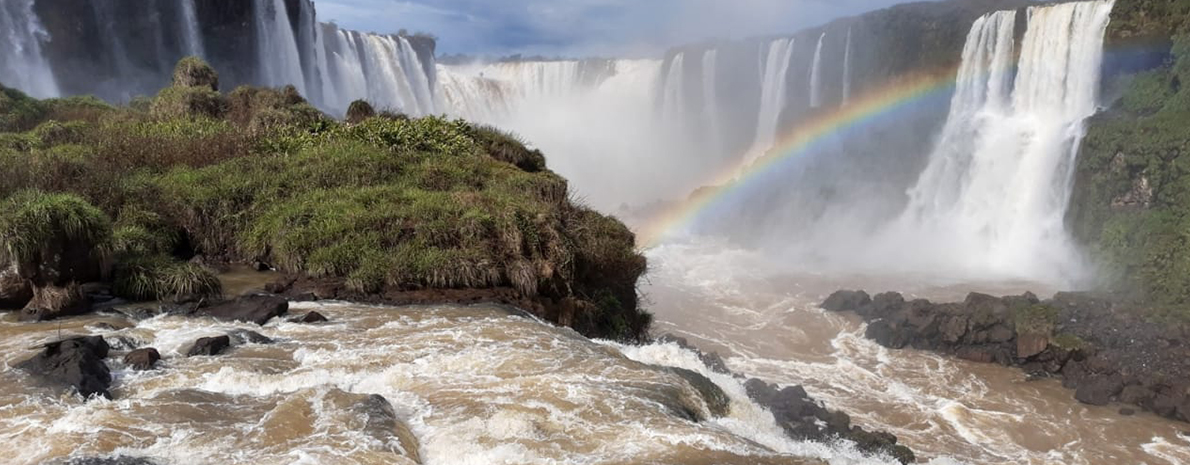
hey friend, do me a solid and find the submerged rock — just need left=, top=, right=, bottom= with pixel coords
left=228, top=329, right=274, bottom=345
left=123, top=348, right=161, bottom=371
left=667, top=367, right=731, bottom=418
left=290, top=311, right=328, bottom=323
left=20, top=283, right=91, bottom=321
left=186, top=335, right=231, bottom=357
left=199, top=294, right=287, bottom=325
left=16, top=336, right=111, bottom=399
left=67, top=457, right=159, bottom=465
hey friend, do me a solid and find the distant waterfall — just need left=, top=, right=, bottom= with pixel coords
left=750, top=38, right=796, bottom=162
left=898, top=0, right=1115, bottom=281
left=842, top=28, right=852, bottom=105
left=179, top=0, right=204, bottom=58
left=254, top=0, right=307, bottom=95
left=661, top=53, right=686, bottom=120
left=810, top=33, right=825, bottom=108
left=701, top=50, right=721, bottom=154
left=0, top=0, right=58, bottom=98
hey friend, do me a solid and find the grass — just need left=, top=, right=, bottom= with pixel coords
left=1013, top=304, right=1060, bottom=336
left=0, top=57, right=649, bottom=341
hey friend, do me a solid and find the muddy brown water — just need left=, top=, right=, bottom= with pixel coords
left=644, top=240, right=1190, bottom=465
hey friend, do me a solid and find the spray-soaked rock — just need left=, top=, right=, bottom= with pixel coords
left=17, top=335, right=111, bottom=399
left=290, top=311, right=328, bottom=324
left=123, top=348, right=161, bottom=371
left=186, top=335, right=231, bottom=357
left=199, top=294, right=288, bottom=325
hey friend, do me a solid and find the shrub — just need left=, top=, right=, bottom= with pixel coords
left=172, top=56, right=219, bottom=90
left=346, top=99, right=376, bottom=123
left=113, top=254, right=221, bottom=301
left=471, top=125, right=546, bottom=172
left=0, top=85, right=47, bottom=132
left=151, top=86, right=227, bottom=120
left=0, top=190, right=112, bottom=283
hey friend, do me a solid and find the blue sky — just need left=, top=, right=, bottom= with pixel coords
left=314, top=0, right=911, bottom=56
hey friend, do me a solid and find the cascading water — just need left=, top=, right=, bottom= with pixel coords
left=892, top=0, right=1115, bottom=283
left=0, top=0, right=58, bottom=98
left=842, top=28, right=853, bottom=105
left=749, top=38, right=796, bottom=163
left=661, top=53, right=687, bottom=120
left=179, top=0, right=205, bottom=58
left=810, top=33, right=826, bottom=108
left=254, top=0, right=308, bottom=95
left=702, top=50, right=722, bottom=155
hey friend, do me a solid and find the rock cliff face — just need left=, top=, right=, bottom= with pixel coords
left=824, top=290, right=1190, bottom=423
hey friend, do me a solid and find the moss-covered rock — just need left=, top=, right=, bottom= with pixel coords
left=346, top=99, right=376, bottom=124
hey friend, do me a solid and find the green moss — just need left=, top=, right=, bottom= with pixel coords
left=1051, top=333, right=1088, bottom=351
left=1013, top=304, right=1060, bottom=335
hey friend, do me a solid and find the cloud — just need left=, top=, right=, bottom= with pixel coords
left=315, top=0, right=912, bottom=56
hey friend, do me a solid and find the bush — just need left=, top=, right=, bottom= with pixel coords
left=0, top=190, right=112, bottom=282
left=172, top=56, right=219, bottom=90
left=151, top=86, right=227, bottom=120
left=113, top=254, right=221, bottom=301
left=346, top=99, right=376, bottom=123
left=471, top=125, right=546, bottom=172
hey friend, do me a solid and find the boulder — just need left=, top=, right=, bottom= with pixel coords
left=0, top=264, right=32, bottom=309
left=290, top=311, right=328, bottom=324
left=668, top=367, right=730, bottom=418
left=1017, top=333, right=1050, bottom=359
left=865, top=319, right=913, bottom=349
left=123, top=348, right=161, bottom=371
left=869, top=292, right=906, bottom=316
left=186, top=335, right=231, bottom=357
left=16, top=336, right=111, bottom=398
left=1075, top=376, right=1124, bottom=406
left=821, top=290, right=871, bottom=312
left=68, top=457, right=158, bottom=465
left=200, top=294, right=288, bottom=325
left=228, top=329, right=274, bottom=345
left=20, top=283, right=90, bottom=321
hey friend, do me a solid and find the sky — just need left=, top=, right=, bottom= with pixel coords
left=315, top=0, right=912, bottom=57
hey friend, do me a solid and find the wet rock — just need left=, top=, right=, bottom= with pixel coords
left=186, top=335, right=231, bottom=357
left=0, top=264, right=32, bottom=309
left=252, top=261, right=272, bottom=272
left=1119, top=385, right=1155, bottom=405
left=1017, top=333, right=1050, bottom=359
left=16, top=336, right=111, bottom=398
left=199, top=294, right=288, bottom=325
left=289, top=311, right=328, bottom=324
left=107, top=336, right=143, bottom=351
left=332, top=391, right=421, bottom=463
left=868, top=292, right=906, bottom=316
left=1120, top=407, right=1137, bottom=416
left=667, top=367, right=730, bottom=418
left=1075, top=376, right=1124, bottom=406
left=821, top=290, right=871, bottom=312
left=228, top=329, right=274, bottom=345
left=123, top=348, right=161, bottom=371
left=656, top=334, right=731, bottom=374
left=865, top=318, right=913, bottom=349
left=20, top=283, right=91, bottom=321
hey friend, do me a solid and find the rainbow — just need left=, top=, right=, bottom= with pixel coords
left=637, top=67, right=963, bottom=248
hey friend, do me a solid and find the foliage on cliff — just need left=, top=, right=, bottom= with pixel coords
left=1069, top=34, right=1190, bottom=310
left=0, top=58, right=649, bottom=341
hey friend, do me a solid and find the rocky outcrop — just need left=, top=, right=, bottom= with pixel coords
left=20, top=283, right=91, bottom=322
left=666, top=367, right=731, bottom=419
left=16, top=336, right=112, bottom=398
left=823, top=289, right=1190, bottom=424
left=290, top=311, right=328, bottom=323
left=199, top=294, right=288, bottom=325
left=186, top=335, right=231, bottom=357
left=227, top=329, right=274, bottom=345
left=123, top=348, right=161, bottom=371
left=658, top=333, right=915, bottom=463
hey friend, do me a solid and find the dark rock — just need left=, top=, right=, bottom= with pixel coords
left=252, top=261, right=271, bottom=272
left=107, top=336, right=143, bottom=351
left=821, top=290, right=871, bottom=312
left=1119, top=385, right=1155, bottom=405
left=869, top=292, right=906, bottom=315
left=865, top=319, right=913, bottom=349
left=0, top=264, right=32, bottom=309
left=199, top=294, right=288, bottom=325
left=290, top=311, right=328, bottom=323
left=1120, top=408, right=1136, bottom=416
left=1075, top=376, right=1125, bottom=406
left=186, top=335, right=231, bottom=357
left=123, top=348, right=161, bottom=371
left=228, top=329, right=274, bottom=345
left=16, top=336, right=111, bottom=398
left=667, top=367, right=730, bottom=418
left=1017, top=333, right=1050, bottom=359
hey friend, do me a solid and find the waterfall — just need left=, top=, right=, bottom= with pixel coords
left=254, top=0, right=307, bottom=94
left=179, top=0, right=205, bottom=58
left=842, top=28, right=852, bottom=105
left=661, top=53, right=686, bottom=120
left=701, top=50, right=721, bottom=154
left=398, top=36, right=436, bottom=114
left=0, top=0, right=58, bottom=98
left=897, top=0, right=1115, bottom=281
left=749, top=38, right=796, bottom=162
left=810, top=33, right=825, bottom=108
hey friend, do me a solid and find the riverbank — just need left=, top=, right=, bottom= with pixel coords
left=822, top=289, right=1190, bottom=423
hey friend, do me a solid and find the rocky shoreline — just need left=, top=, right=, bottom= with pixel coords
left=822, top=289, right=1190, bottom=423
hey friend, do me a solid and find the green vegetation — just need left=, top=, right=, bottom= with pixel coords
left=1051, top=333, right=1089, bottom=351
left=0, top=57, right=648, bottom=341
left=346, top=99, right=376, bottom=123
left=1069, top=35, right=1190, bottom=312
left=1013, top=304, right=1060, bottom=335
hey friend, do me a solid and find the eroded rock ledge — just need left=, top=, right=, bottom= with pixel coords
left=822, top=290, right=1190, bottom=422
